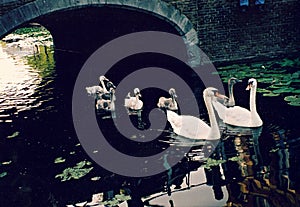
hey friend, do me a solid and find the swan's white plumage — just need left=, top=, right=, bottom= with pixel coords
left=124, top=98, right=143, bottom=110
left=124, top=88, right=143, bottom=110
left=157, top=88, right=178, bottom=111
left=213, top=78, right=263, bottom=127
left=167, top=111, right=210, bottom=139
left=166, top=87, right=223, bottom=140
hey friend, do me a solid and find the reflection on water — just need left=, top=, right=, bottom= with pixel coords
left=0, top=35, right=300, bottom=206
left=0, top=41, right=56, bottom=122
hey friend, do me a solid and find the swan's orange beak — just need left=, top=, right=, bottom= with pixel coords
left=246, top=84, right=251, bottom=90
left=215, top=92, right=228, bottom=100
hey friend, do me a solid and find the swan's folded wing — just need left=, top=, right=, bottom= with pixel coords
left=224, top=106, right=251, bottom=127
left=179, top=115, right=210, bottom=139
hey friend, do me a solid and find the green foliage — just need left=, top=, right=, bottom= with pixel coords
left=6, top=131, right=19, bottom=139
left=26, top=46, right=55, bottom=77
left=55, top=161, right=93, bottom=182
left=54, top=157, right=66, bottom=164
left=228, top=156, right=243, bottom=162
left=202, top=158, right=226, bottom=170
left=100, top=194, right=131, bottom=207
left=0, top=172, right=7, bottom=178
left=214, top=56, right=300, bottom=106
left=13, top=27, right=50, bottom=37
left=1, top=161, right=12, bottom=166
left=284, top=95, right=300, bottom=106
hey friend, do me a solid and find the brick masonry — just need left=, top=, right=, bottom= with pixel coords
left=1, top=0, right=299, bottom=64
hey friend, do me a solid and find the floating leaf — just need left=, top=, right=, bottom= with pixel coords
left=55, top=160, right=93, bottom=182
left=257, top=78, right=274, bottom=84
left=272, top=87, right=295, bottom=94
left=54, top=157, right=66, bottom=164
left=293, top=89, right=300, bottom=94
left=284, top=95, right=300, bottom=106
left=100, top=194, right=131, bottom=207
left=216, top=57, right=300, bottom=106
left=7, top=131, right=19, bottom=139
left=1, top=161, right=12, bottom=165
left=228, top=156, right=243, bottom=162
left=91, top=176, right=101, bottom=181
left=268, top=85, right=282, bottom=89
left=288, top=102, right=300, bottom=106
left=0, top=172, right=7, bottom=178
left=256, top=88, right=271, bottom=93
left=292, top=72, right=300, bottom=79
left=203, top=158, right=226, bottom=170
left=263, top=93, right=280, bottom=97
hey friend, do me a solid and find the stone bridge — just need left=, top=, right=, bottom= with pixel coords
left=0, top=0, right=299, bottom=64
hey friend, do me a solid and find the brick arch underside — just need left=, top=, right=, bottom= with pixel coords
left=0, top=0, right=198, bottom=45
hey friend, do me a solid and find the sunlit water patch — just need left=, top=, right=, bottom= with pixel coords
left=0, top=38, right=55, bottom=122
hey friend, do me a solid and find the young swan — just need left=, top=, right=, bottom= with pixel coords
left=157, top=88, right=178, bottom=111
left=124, top=88, right=143, bottom=111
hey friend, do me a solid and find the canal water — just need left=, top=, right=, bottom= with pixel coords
left=0, top=34, right=300, bottom=207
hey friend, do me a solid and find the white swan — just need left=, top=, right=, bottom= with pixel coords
left=124, top=88, right=143, bottom=111
left=157, top=88, right=178, bottom=111
left=213, top=78, right=263, bottom=127
left=167, top=87, right=226, bottom=140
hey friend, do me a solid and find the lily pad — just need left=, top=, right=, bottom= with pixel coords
left=293, top=89, right=300, bottom=94
left=55, top=160, right=93, bottom=182
left=263, top=93, right=280, bottom=97
left=288, top=102, right=300, bottom=106
left=203, top=158, right=226, bottom=170
left=272, top=87, right=295, bottom=94
left=284, top=95, right=300, bottom=106
left=228, top=156, right=243, bottom=162
left=216, top=57, right=300, bottom=106
left=256, top=88, right=272, bottom=93
left=54, top=157, right=66, bottom=164
left=0, top=172, right=7, bottom=178
left=7, top=131, right=19, bottom=139
left=101, top=194, right=131, bottom=207
left=1, top=161, right=12, bottom=165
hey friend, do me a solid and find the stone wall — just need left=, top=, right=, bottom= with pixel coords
left=166, top=0, right=300, bottom=64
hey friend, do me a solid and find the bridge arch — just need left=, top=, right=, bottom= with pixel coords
left=0, top=0, right=198, bottom=45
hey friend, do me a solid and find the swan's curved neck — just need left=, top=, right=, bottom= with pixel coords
left=204, top=95, right=220, bottom=139
left=100, top=80, right=108, bottom=93
left=250, top=85, right=257, bottom=112
left=171, top=95, right=176, bottom=104
left=228, top=83, right=235, bottom=106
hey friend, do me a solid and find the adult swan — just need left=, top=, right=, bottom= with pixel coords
left=167, top=87, right=226, bottom=140
left=213, top=78, right=263, bottom=127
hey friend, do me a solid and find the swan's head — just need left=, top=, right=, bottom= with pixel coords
left=246, top=78, right=257, bottom=90
left=99, top=75, right=108, bottom=82
left=169, top=88, right=177, bottom=98
left=107, top=81, right=116, bottom=90
left=134, top=88, right=141, bottom=97
left=228, top=77, right=242, bottom=85
left=203, top=87, right=227, bottom=100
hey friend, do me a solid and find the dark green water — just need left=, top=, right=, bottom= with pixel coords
left=0, top=40, right=300, bottom=207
